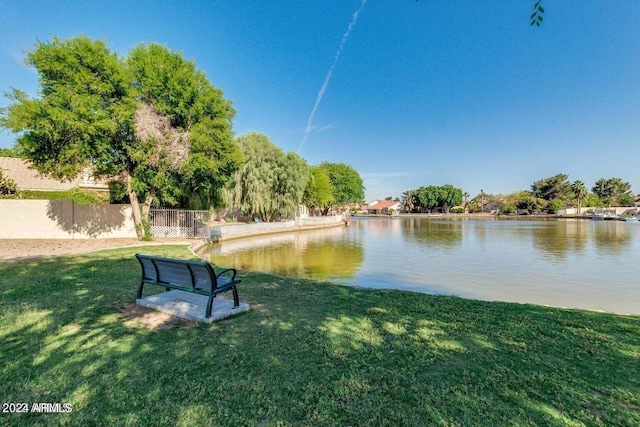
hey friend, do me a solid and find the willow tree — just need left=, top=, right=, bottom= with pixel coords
left=231, top=132, right=309, bottom=222
left=0, top=36, right=240, bottom=238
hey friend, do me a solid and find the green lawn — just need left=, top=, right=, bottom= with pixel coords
left=1, top=245, right=639, bottom=426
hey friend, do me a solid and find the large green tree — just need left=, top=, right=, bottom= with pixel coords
left=592, top=177, right=632, bottom=206
left=303, top=165, right=334, bottom=215
left=0, top=36, right=240, bottom=238
left=531, top=174, right=572, bottom=202
left=127, top=43, right=242, bottom=213
left=407, top=184, right=463, bottom=213
left=231, top=132, right=308, bottom=222
left=438, top=184, right=463, bottom=213
left=416, top=185, right=441, bottom=212
left=319, top=162, right=365, bottom=208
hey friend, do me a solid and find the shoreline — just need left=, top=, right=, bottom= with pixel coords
left=356, top=212, right=598, bottom=220
left=0, top=220, right=348, bottom=262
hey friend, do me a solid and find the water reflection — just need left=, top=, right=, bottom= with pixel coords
left=196, top=217, right=640, bottom=315
left=592, top=221, right=634, bottom=255
left=402, top=218, right=463, bottom=250
left=525, top=220, right=633, bottom=259
left=198, top=226, right=364, bottom=281
left=531, top=220, right=589, bottom=260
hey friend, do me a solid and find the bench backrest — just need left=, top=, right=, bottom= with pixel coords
left=135, top=254, right=218, bottom=292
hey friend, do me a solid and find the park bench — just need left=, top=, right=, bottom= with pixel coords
left=135, top=254, right=241, bottom=319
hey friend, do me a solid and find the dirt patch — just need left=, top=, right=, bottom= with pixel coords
left=120, top=303, right=198, bottom=330
left=0, top=238, right=194, bottom=262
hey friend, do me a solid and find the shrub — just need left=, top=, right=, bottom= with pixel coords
left=547, top=199, right=566, bottom=214
left=517, top=196, right=547, bottom=214
left=0, top=170, right=18, bottom=196
left=500, top=202, right=517, bottom=214
left=14, top=188, right=110, bottom=204
left=617, top=193, right=635, bottom=207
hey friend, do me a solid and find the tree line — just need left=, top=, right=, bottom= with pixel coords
left=518, top=174, right=633, bottom=214
left=471, top=174, right=635, bottom=215
left=0, top=36, right=365, bottom=238
left=398, top=173, right=635, bottom=216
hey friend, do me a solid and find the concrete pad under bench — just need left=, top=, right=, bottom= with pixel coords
left=136, top=290, right=250, bottom=323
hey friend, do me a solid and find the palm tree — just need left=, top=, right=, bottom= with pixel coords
left=571, top=180, right=588, bottom=214
left=402, top=190, right=415, bottom=213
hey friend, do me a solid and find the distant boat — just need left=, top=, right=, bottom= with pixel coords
left=593, top=213, right=615, bottom=220
left=620, top=216, right=639, bottom=222
left=593, top=208, right=617, bottom=220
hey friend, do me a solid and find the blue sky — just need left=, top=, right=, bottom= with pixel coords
left=1, top=1, right=638, bottom=201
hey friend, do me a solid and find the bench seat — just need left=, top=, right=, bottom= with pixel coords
left=135, top=254, right=241, bottom=318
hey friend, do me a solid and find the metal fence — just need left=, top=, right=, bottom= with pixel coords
left=149, top=209, right=211, bottom=238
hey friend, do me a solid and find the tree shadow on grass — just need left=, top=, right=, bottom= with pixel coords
left=0, top=246, right=638, bottom=426
left=120, top=303, right=198, bottom=330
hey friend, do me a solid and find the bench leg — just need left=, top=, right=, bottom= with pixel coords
left=232, top=286, right=239, bottom=308
left=206, top=295, right=215, bottom=318
left=136, top=281, right=145, bottom=299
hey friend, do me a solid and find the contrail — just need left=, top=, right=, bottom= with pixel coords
left=297, top=0, right=367, bottom=153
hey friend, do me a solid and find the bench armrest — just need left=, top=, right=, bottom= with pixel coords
left=215, top=268, right=238, bottom=281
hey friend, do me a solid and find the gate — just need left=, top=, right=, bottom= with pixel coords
left=149, top=209, right=211, bottom=238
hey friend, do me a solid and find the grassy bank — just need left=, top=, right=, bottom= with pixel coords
left=1, top=246, right=638, bottom=426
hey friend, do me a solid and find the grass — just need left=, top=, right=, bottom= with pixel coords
left=0, top=245, right=639, bottom=426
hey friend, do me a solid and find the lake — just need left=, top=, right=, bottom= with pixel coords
left=196, top=217, right=640, bottom=315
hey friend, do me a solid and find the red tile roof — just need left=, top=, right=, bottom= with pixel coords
left=368, top=200, right=401, bottom=210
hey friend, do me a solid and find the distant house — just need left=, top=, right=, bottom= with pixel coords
left=484, top=201, right=501, bottom=214
left=0, top=156, right=109, bottom=192
left=366, top=200, right=402, bottom=215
